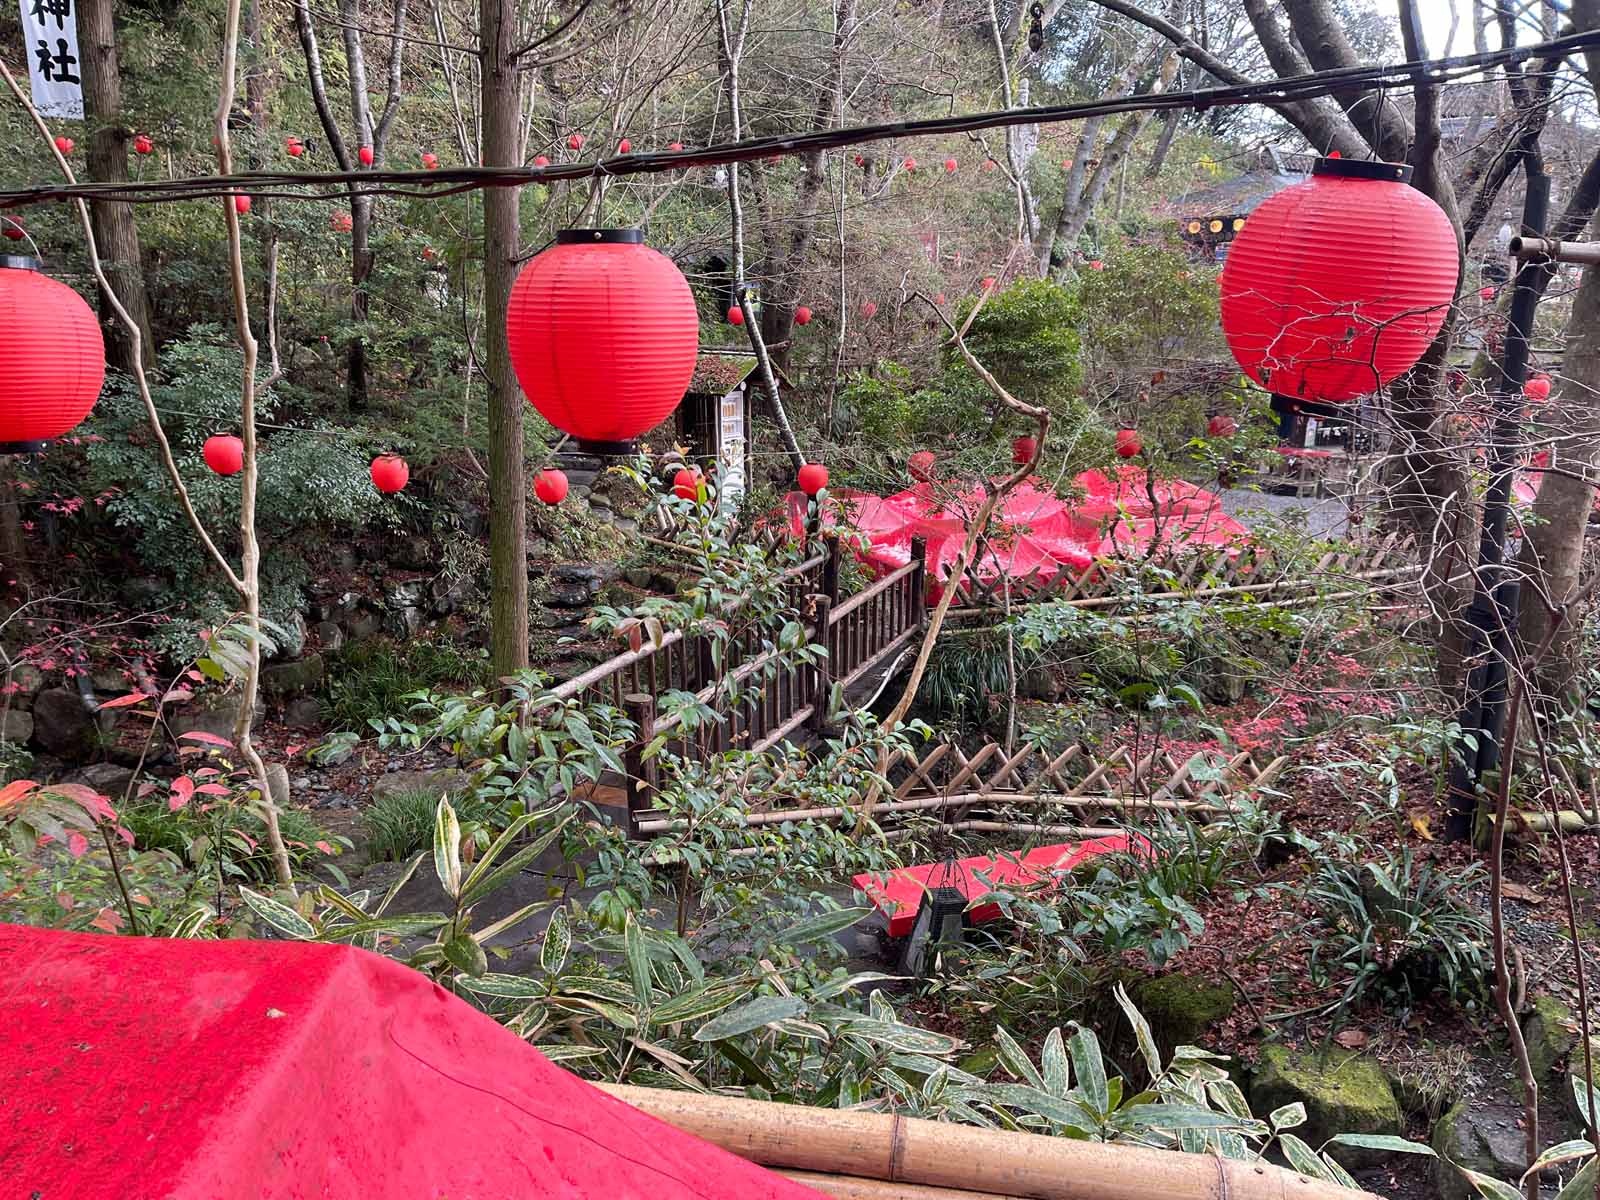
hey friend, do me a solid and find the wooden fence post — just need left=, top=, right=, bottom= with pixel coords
left=910, top=536, right=928, bottom=628
left=623, top=693, right=657, bottom=840
left=822, top=532, right=841, bottom=605
left=810, top=594, right=832, bottom=734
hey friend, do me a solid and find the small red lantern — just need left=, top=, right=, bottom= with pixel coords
left=2, top=219, right=23, bottom=242
left=1220, top=157, right=1458, bottom=404
left=944, top=158, right=958, bottom=174
left=765, top=153, right=782, bottom=165
left=903, top=157, right=916, bottom=172
left=617, top=138, right=631, bottom=154
left=727, top=305, right=744, bottom=326
left=286, top=137, right=304, bottom=157
left=797, top=463, right=828, bottom=496
left=507, top=229, right=698, bottom=450
left=133, top=134, right=153, bottom=155
left=981, top=277, right=996, bottom=291
left=853, top=154, right=865, bottom=167
left=203, top=434, right=244, bottom=476
left=422, top=151, right=439, bottom=169
left=331, top=211, right=353, bottom=233
left=1478, top=285, right=1495, bottom=301
left=370, top=455, right=409, bottom=494
left=1088, top=260, right=1105, bottom=271
left=909, top=450, right=936, bottom=481
left=860, top=300, right=877, bottom=320
left=794, top=306, right=812, bottom=326
left=534, top=468, right=569, bottom=505
left=934, top=292, right=946, bottom=305
left=672, top=468, right=701, bottom=501
left=567, top=133, right=584, bottom=151
left=1524, top=374, right=1552, bottom=402
left=358, top=145, right=374, bottom=166
left=534, top=155, right=550, bottom=168
left=1115, top=429, right=1142, bottom=459
left=1207, top=414, right=1239, bottom=438
left=0, top=257, right=106, bottom=452
left=1011, top=436, right=1037, bottom=465
left=983, top=159, right=997, bottom=172
left=669, top=142, right=684, bottom=152
left=54, top=136, right=73, bottom=155
left=233, top=194, right=252, bottom=214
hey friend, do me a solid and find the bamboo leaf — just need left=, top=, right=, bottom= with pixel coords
left=1327, top=1134, right=1436, bottom=1156
left=624, top=915, right=652, bottom=1007
left=239, top=886, right=315, bottom=939
left=776, top=905, right=871, bottom=945
left=1270, top=1102, right=1307, bottom=1131
left=1280, top=1134, right=1336, bottom=1181
left=1553, top=1155, right=1597, bottom=1200
left=456, top=972, right=546, bottom=999
left=433, top=799, right=462, bottom=899
left=1041, top=1027, right=1071, bottom=1097
left=1069, top=1024, right=1109, bottom=1117
left=1113, top=982, right=1162, bottom=1080
left=993, top=1023, right=1044, bottom=1089
left=541, top=907, right=571, bottom=976
left=442, top=932, right=488, bottom=977
left=692, top=995, right=806, bottom=1042
left=1452, top=1163, right=1525, bottom=1200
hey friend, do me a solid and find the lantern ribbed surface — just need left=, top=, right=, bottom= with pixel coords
left=1220, top=160, right=1459, bottom=404
left=0, top=259, right=105, bottom=450
left=507, top=231, right=699, bottom=448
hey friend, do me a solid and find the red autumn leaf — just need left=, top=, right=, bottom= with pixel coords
left=47, top=784, right=116, bottom=823
left=99, top=692, right=149, bottom=709
left=56, top=892, right=75, bottom=910
left=179, top=731, right=234, bottom=748
left=194, top=767, right=220, bottom=778
left=66, top=832, right=89, bottom=858
left=195, top=783, right=230, bottom=797
left=90, top=907, right=124, bottom=933
left=115, top=825, right=134, bottom=846
left=285, top=744, right=304, bottom=757
left=314, top=840, right=334, bottom=855
left=169, top=776, right=195, bottom=811
left=0, top=778, right=38, bottom=808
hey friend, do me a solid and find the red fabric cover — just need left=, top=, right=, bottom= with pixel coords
left=787, top=468, right=1245, bottom=602
left=0, top=925, right=822, bottom=1200
left=853, top=834, right=1145, bottom=937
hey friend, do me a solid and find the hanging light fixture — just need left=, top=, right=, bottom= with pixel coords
left=1220, top=157, right=1459, bottom=404
left=506, top=230, right=699, bottom=453
left=370, top=455, right=409, bottom=494
left=0, top=256, right=105, bottom=453
left=203, top=435, right=244, bottom=476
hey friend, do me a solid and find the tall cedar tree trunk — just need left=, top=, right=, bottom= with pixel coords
left=78, top=0, right=154, bottom=373
left=482, top=0, right=529, bottom=676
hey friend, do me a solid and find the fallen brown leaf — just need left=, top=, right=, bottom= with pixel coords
left=1334, top=1029, right=1368, bottom=1050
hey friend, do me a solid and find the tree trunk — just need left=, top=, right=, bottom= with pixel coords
left=246, top=0, right=280, bottom=377
left=1516, top=217, right=1600, bottom=700
left=482, top=0, right=529, bottom=677
left=77, top=0, right=154, bottom=374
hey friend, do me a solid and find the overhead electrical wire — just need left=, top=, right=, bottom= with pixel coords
left=3, top=27, right=1598, bottom=213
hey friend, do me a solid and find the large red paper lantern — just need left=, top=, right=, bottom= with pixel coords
left=797, top=463, right=828, bottom=496
left=506, top=229, right=699, bottom=451
left=203, top=435, right=244, bottom=475
left=1220, top=157, right=1459, bottom=404
left=534, top=468, right=569, bottom=505
left=370, top=455, right=409, bottom=494
left=0, top=256, right=105, bottom=452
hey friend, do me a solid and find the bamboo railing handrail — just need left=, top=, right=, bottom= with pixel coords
left=830, top=559, right=919, bottom=623
left=597, top=1085, right=1380, bottom=1200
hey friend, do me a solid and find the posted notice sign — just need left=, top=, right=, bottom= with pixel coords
left=20, top=0, right=85, bottom=120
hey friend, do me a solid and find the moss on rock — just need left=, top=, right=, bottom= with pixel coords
left=1130, top=972, right=1235, bottom=1054
left=1523, top=995, right=1577, bottom=1082
left=1250, top=1044, right=1401, bottom=1169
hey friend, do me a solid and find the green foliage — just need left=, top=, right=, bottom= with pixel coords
left=917, top=629, right=1012, bottom=729
left=1306, top=847, right=1490, bottom=1015
left=364, top=787, right=498, bottom=862
left=953, top=277, right=1082, bottom=406
left=123, top=796, right=335, bottom=885
left=1074, top=242, right=1222, bottom=373
left=322, top=636, right=492, bottom=731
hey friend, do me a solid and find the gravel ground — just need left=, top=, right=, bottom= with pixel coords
left=1219, top=487, right=1351, bottom=539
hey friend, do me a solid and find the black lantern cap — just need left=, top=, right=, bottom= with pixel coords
left=1312, top=157, right=1412, bottom=184
left=556, top=228, right=643, bottom=245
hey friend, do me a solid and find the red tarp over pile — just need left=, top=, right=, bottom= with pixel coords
left=0, top=925, right=821, bottom=1200
left=786, top=467, right=1248, bottom=597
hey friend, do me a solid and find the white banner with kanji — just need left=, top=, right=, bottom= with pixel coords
left=19, top=0, right=84, bottom=120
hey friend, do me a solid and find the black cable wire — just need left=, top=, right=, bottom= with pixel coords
left=3, top=28, right=1597, bottom=212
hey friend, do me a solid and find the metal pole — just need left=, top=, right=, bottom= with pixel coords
left=1445, top=168, right=1549, bottom=842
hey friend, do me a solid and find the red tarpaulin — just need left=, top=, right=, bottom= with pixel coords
left=786, top=468, right=1246, bottom=599
left=0, top=925, right=822, bottom=1200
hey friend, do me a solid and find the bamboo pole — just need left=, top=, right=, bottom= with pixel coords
left=950, top=820, right=1121, bottom=838
left=598, top=1085, right=1379, bottom=1200
left=780, top=1170, right=1014, bottom=1200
